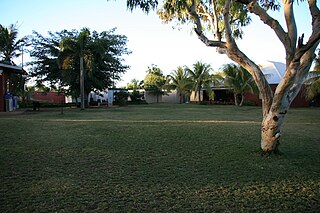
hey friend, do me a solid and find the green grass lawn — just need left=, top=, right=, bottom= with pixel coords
left=1, top=104, right=319, bottom=212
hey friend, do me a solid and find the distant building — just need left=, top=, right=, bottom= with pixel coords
left=0, top=63, right=26, bottom=112
left=245, top=61, right=310, bottom=107
left=66, top=88, right=129, bottom=106
left=189, top=61, right=310, bottom=107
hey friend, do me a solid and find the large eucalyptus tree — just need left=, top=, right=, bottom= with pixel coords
left=126, top=0, right=320, bottom=153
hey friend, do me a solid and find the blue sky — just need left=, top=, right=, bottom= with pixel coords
left=1, top=0, right=316, bottom=86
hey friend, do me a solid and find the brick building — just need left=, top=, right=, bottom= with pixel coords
left=0, top=63, right=26, bottom=112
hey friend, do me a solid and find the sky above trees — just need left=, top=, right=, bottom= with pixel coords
left=0, top=0, right=315, bottom=86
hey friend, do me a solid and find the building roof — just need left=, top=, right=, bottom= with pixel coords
left=0, top=63, right=26, bottom=74
left=259, top=61, right=286, bottom=84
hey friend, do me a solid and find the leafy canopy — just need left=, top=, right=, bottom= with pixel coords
left=157, top=0, right=251, bottom=40
left=144, top=64, right=166, bottom=92
left=29, top=28, right=130, bottom=96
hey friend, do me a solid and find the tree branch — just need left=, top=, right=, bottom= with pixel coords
left=289, top=44, right=319, bottom=101
left=293, top=0, right=320, bottom=61
left=194, top=30, right=227, bottom=48
left=211, top=0, right=222, bottom=41
left=198, top=2, right=221, bottom=41
left=271, top=0, right=319, bottom=111
left=188, top=1, right=226, bottom=48
left=223, top=0, right=234, bottom=45
left=224, top=0, right=273, bottom=115
left=283, top=0, right=297, bottom=62
left=198, top=4, right=216, bottom=32
left=245, top=1, right=289, bottom=51
left=293, top=26, right=320, bottom=62
left=289, top=6, right=320, bottom=99
left=308, top=0, right=320, bottom=26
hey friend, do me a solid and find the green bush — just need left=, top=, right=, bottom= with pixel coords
left=114, top=91, right=129, bottom=106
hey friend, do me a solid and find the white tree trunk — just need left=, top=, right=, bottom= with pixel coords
left=260, top=110, right=286, bottom=152
left=239, top=94, right=244, bottom=106
left=233, top=93, right=238, bottom=106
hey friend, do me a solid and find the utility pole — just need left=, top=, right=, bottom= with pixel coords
left=80, top=56, right=85, bottom=110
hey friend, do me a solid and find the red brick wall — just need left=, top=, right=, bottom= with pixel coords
left=0, top=72, right=11, bottom=112
left=291, top=86, right=310, bottom=107
left=244, top=84, right=310, bottom=107
left=0, top=74, right=4, bottom=111
left=32, top=92, right=65, bottom=104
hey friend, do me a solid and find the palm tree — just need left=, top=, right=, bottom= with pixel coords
left=166, top=66, right=193, bottom=104
left=305, top=50, right=320, bottom=103
left=186, top=61, right=213, bottom=103
left=0, top=24, right=26, bottom=65
left=210, top=71, right=225, bottom=87
left=222, top=63, right=258, bottom=106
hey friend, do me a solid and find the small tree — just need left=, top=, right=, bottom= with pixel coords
left=144, top=64, right=166, bottom=103
left=222, top=63, right=258, bottom=106
left=127, top=79, right=144, bottom=103
left=129, top=90, right=144, bottom=102
left=114, top=91, right=129, bottom=106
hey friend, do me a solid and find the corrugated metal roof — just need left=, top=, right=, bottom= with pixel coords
left=0, top=63, right=26, bottom=74
left=0, top=63, right=23, bottom=70
left=259, top=61, right=286, bottom=84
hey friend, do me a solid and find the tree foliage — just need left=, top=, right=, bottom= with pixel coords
left=0, top=24, right=27, bottom=98
left=144, top=64, right=166, bottom=103
left=127, top=0, right=158, bottom=13
left=185, top=61, right=214, bottom=102
left=305, top=50, right=320, bottom=101
left=158, top=0, right=251, bottom=40
left=127, top=78, right=144, bottom=90
left=0, top=24, right=26, bottom=65
left=166, top=66, right=193, bottom=103
left=222, top=63, right=258, bottom=106
left=28, top=28, right=130, bottom=98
